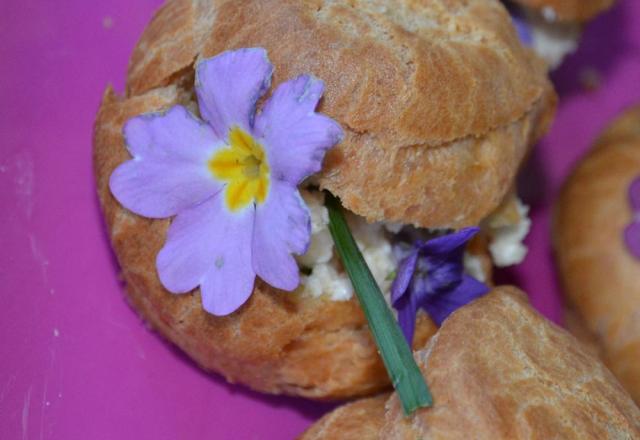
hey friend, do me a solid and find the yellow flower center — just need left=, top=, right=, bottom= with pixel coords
left=208, top=126, right=270, bottom=212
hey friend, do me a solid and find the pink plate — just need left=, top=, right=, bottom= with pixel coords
left=2, top=1, right=640, bottom=438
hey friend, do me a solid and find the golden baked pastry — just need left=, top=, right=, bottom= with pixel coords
left=511, top=0, right=615, bottom=23
left=301, top=287, right=640, bottom=439
left=94, top=0, right=555, bottom=398
left=563, top=306, right=603, bottom=358
left=554, top=105, right=640, bottom=404
left=302, top=395, right=388, bottom=440
left=125, top=0, right=556, bottom=228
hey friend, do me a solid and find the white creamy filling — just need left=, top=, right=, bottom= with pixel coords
left=296, top=190, right=396, bottom=301
left=526, top=10, right=581, bottom=69
left=296, top=190, right=486, bottom=302
left=463, top=253, right=487, bottom=283
left=296, top=191, right=333, bottom=268
left=488, top=198, right=531, bottom=267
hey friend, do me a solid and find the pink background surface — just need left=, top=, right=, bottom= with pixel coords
left=1, top=1, right=639, bottom=438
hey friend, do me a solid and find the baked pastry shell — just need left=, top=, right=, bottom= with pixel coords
left=301, top=287, right=640, bottom=439
left=553, top=105, right=640, bottom=404
left=94, top=0, right=555, bottom=398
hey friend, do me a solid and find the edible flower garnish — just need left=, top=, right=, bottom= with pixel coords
left=512, top=15, right=533, bottom=45
left=110, top=48, right=343, bottom=315
left=506, top=4, right=533, bottom=45
left=391, top=227, right=490, bottom=344
left=624, top=176, right=640, bottom=259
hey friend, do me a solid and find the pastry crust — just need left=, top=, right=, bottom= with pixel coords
left=563, top=306, right=604, bottom=359
left=553, top=105, right=640, bottom=404
left=125, top=0, right=556, bottom=229
left=301, top=287, right=640, bottom=439
left=511, top=0, right=615, bottom=22
left=95, top=85, right=444, bottom=398
left=301, top=395, right=388, bottom=440
left=94, top=0, right=554, bottom=398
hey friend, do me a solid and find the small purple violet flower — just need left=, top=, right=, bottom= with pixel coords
left=624, top=176, right=640, bottom=259
left=109, top=48, right=343, bottom=315
left=512, top=15, right=533, bottom=46
left=391, top=227, right=490, bottom=344
left=505, top=4, right=533, bottom=46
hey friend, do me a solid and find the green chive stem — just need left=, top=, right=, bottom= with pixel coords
left=325, top=192, right=433, bottom=415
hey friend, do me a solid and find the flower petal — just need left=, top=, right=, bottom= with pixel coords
left=418, top=227, right=480, bottom=294
left=419, top=227, right=480, bottom=256
left=391, top=249, right=419, bottom=304
left=252, top=181, right=310, bottom=291
left=624, top=221, right=640, bottom=259
left=423, top=275, right=489, bottom=326
left=629, top=177, right=640, bottom=211
left=395, top=286, right=419, bottom=344
left=110, top=106, right=222, bottom=218
left=195, top=48, right=273, bottom=138
left=421, top=256, right=464, bottom=295
left=254, top=75, right=343, bottom=185
left=511, top=17, right=532, bottom=46
left=156, top=193, right=256, bottom=315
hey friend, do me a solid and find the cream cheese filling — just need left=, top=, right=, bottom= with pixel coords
left=529, top=16, right=580, bottom=69
left=295, top=190, right=511, bottom=302
left=486, top=197, right=532, bottom=267
left=508, top=2, right=581, bottom=69
left=296, top=190, right=395, bottom=301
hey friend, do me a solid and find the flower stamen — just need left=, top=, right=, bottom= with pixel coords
left=209, top=126, right=270, bottom=211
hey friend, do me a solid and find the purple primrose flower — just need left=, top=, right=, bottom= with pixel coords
left=109, top=48, right=343, bottom=315
left=391, top=227, right=490, bottom=344
left=624, top=176, right=640, bottom=259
